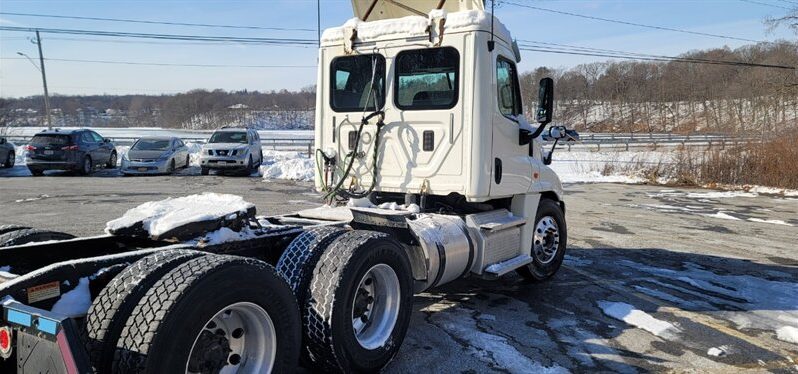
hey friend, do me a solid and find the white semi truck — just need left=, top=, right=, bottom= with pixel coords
left=0, top=1, right=575, bottom=373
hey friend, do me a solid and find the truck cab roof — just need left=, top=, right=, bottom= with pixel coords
left=322, top=9, right=514, bottom=52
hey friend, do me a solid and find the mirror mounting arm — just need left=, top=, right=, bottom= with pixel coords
left=544, top=138, right=560, bottom=165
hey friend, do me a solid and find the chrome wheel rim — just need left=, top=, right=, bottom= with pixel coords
left=110, top=154, right=116, bottom=167
left=9, top=153, right=14, bottom=167
left=84, top=158, right=91, bottom=173
left=186, top=302, right=276, bottom=374
left=351, top=263, right=400, bottom=350
left=533, top=216, right=560, bottom=264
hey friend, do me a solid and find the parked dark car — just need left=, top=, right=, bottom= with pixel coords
left=0, top=137, right=14, bottom=168
left=24, top=129, right=117, bottom=176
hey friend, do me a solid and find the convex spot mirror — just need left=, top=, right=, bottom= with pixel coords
left=548, top=126, right=567, bottom=140
left=536, top=77, right=554, bottom=125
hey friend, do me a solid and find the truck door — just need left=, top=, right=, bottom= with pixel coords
left=490, top=55, right=533, bottom=197
left=378, top=46, right=465, bottom=193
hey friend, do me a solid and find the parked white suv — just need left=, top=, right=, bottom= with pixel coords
left=200, top=127, right=263, bottom=175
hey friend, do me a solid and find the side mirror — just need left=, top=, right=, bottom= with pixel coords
left=536, top=77, right=554, bottom=125
left=548, top=126, right=567, bottom=140
left=0, top=138, right=6, bottom=145
left=103, top=138, right=111, bottom=143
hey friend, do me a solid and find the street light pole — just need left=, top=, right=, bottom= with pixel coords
left=35, top=30, right=52, bottom=129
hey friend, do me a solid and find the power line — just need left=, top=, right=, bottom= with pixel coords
left=739, top=0, right=794, bottom=10
left=503, top=1, right=765, bottom=44
left=517, top=46, right=796, bottom=70
left=1, top=35, right=313, bottom=47
left=0, top=26, right=317, bottom=45
left=0, top=11, right=316, bottom=32
left=519, top=40, right=797, bottom=70
left=1, top=56, right=316, bottom=68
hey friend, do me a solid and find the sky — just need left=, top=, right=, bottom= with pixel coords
left=0, top=0, right=795, bottom=98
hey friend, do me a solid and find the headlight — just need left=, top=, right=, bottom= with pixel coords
left=122, top=153, right=129, bottom=161
left=158, top=151, right=172, bottom=160
left=236, top=147, right=249, bottom=157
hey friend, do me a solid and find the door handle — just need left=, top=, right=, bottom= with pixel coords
left=449, top=113, right=454, bottom=144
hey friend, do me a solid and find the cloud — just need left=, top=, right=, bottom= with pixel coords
left=0, top=17, right=21, bottom=26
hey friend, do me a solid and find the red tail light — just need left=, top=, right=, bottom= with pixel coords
left=0, top=326, right=11, bottom=354
left=23, top=145, right=36, bottom=151
left=61, top=145, right=79, bottom=151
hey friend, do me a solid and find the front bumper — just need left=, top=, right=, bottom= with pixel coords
left=200, top=156, right=249, bottom=170
left=121, top=159, right=170, bottom=174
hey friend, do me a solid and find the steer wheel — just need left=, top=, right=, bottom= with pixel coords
left=187, top=329, right=232, bottom=373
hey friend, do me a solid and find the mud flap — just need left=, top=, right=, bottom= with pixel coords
left=3, top=302, right=91, bottom=373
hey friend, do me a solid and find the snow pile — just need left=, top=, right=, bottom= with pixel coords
left=378, top=201, right=421, bottom=213
left=105, top=193, right=255, bottom=237
left=548, top=150, right=672, bottom=184
left=199, top=227, right=259, bottom=246
left=0, top=265, right=15, bottom=279
left=617, top=260, right=798, bottom=342
left=598, top=301, right=678, bottom=338
left=260, top=150, right=314, bottom=181
left=747, top=217, right=792, bottom=226
left=51, top=277, right=92, bottom=317
left=429, top=306, right=569, bottom=374
left=707, top=346, right=727, bottom=357
left=776, top=326, right=798, bottom=344
left=322, top=10, right=510, bottom=44
left=701, top=211, right=741, bottom=221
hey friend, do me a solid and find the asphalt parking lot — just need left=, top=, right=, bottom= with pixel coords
left=1, top=174, right=796, bottom=373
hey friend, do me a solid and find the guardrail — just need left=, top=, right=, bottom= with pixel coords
left=5, top=132, right=755, bottom=155
left=5, top=136, right=317, bottom=155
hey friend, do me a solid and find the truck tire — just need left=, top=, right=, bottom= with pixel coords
left=113, top=255, right=300, bottom=374
left=85, top=249, right=205, bottom=373
left=0, top=228, right=75, bottom=247
left=201, top=167, right=209, bottom=175
left=0, top=224, right=29, bottom=236
left=517, top=198, right=567, bottom=282
left=276, top=226, right=347, bottom=310
left=304, top=230, right=414, bottom=373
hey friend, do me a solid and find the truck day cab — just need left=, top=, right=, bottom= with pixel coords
left=0, top=1, right=574, bottom=372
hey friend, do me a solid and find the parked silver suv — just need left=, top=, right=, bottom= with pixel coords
left=200, top=127, right=263, bottom=175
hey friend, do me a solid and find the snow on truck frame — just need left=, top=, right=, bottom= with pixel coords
left=0, top=1, right=576, bottom=373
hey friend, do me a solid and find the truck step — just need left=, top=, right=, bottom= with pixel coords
left=483, top=255, right=534, bottom=278
left=478, top=215, right=526, bottom=231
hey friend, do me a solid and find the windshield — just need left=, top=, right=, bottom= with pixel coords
left=132, top=139, right=171, bottom=151
left=30, top=135, right=71, bottom=146
left=209, top=132, right=248, bottom=144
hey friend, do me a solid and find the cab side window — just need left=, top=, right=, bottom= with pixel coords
left=81, top=132, right=94, bottom=144
left=90, top=131, right=104, bottom=143
left=497, top=57, right=522, bottom=117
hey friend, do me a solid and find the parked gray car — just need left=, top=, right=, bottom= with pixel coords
left=0, top=137, right=14, bottom=168
left=121, top=136, right=190, bottom=175
left=200, top=127, right=263, bottom=175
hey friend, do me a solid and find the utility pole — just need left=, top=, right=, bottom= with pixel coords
left=35, top=30, right=52, bottom=129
